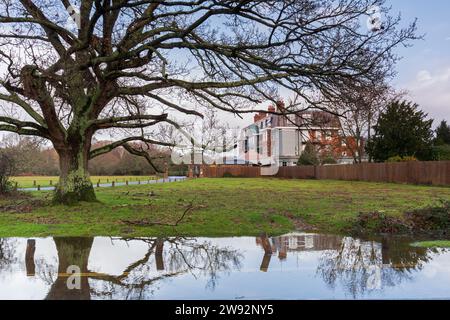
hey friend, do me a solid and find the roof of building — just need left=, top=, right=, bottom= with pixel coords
left=248, top=103, right=341, bottom=131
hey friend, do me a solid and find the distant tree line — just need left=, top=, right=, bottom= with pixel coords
left=0, top=135, right=187, bottom=176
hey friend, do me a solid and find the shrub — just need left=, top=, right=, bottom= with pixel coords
left=321, top=155, right=337, bottom=165
left=433, top=144, right=450, bottom=161
left=351, top=201, right=450, bottom=235
left=0, top=151, right=15, bottom=194
left=351, top=211, right=408, bottom=235
left=222, top=172, right=233, bottom=178
left=386, top=155, right=418, bottom=163
left=404, top=201, right=450, bottom=232
left=298, top=143, right=319, bottom=166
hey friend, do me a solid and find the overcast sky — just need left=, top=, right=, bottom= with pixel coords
left=388, top=0, right=450, bottom=126
left=0, top=1, right=448, bottom=138
left=218, top=1, right=450, bottom=129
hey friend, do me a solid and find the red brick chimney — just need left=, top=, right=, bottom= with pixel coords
left=254, top=111, right=267, bottom=123
left=276, top=100, right=285, bottom=112
left=254, top=102, right=281, bottom=123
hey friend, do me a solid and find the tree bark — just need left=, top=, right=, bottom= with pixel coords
left=54, top=142, right=96, bottom=204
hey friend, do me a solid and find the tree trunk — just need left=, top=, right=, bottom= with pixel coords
left=54, top=144, right=96, bottom=204
left=46, top=237, right=94, bottom=300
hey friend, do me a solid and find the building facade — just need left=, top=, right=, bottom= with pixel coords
left=239, top=102, right=362, bottom=166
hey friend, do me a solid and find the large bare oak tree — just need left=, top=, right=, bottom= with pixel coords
left=0, top=0, right=416, bottom=203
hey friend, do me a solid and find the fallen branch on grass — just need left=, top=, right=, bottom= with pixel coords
left=0, top=199, right=46, bottom=213
left=121, top=202, right=198, bottom=227
left=0, top=200, right=27, bottom=212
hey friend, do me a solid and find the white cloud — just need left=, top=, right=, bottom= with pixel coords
left=414, top=69, right=450, bottom=86
left=402, top=68, right=450, bottom=124
left=416, top=70, right=433, bottom=83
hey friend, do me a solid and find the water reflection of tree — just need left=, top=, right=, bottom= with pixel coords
left=0, top=239, right=18, bottom=273
left=43, top=237, right=242, bottom=300
left=316, top=237, right=435, bottom=298
left=164, top=238, right=243, bottom=290
left=46, top=238, right=94, bottom=300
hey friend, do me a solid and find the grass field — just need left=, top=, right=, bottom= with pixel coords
left=0, top=178, right=449, bottom=237
left=411, top=241, right=450, bottom=248
left=11, top=175, right=157, bottom=188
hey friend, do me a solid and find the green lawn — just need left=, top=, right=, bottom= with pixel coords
left=411, top=241, right=450, bottom=248
left=0, top=178, right=449, bottom=237
left=11, top=175, right=157, bottom=188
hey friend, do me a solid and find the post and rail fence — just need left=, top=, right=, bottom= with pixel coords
left=13, top=175, right=187, bottom=191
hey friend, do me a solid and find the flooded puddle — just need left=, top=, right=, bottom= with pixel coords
left=0, top=233, right=449, bottom=300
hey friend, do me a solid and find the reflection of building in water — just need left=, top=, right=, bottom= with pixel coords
left=262, top=233, right=433, bottom=298
left=0, top=235, right=438, bottom=300
left=256, top=233, right=343, bottom=272
left=257, top=233, right=342, bottom=261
